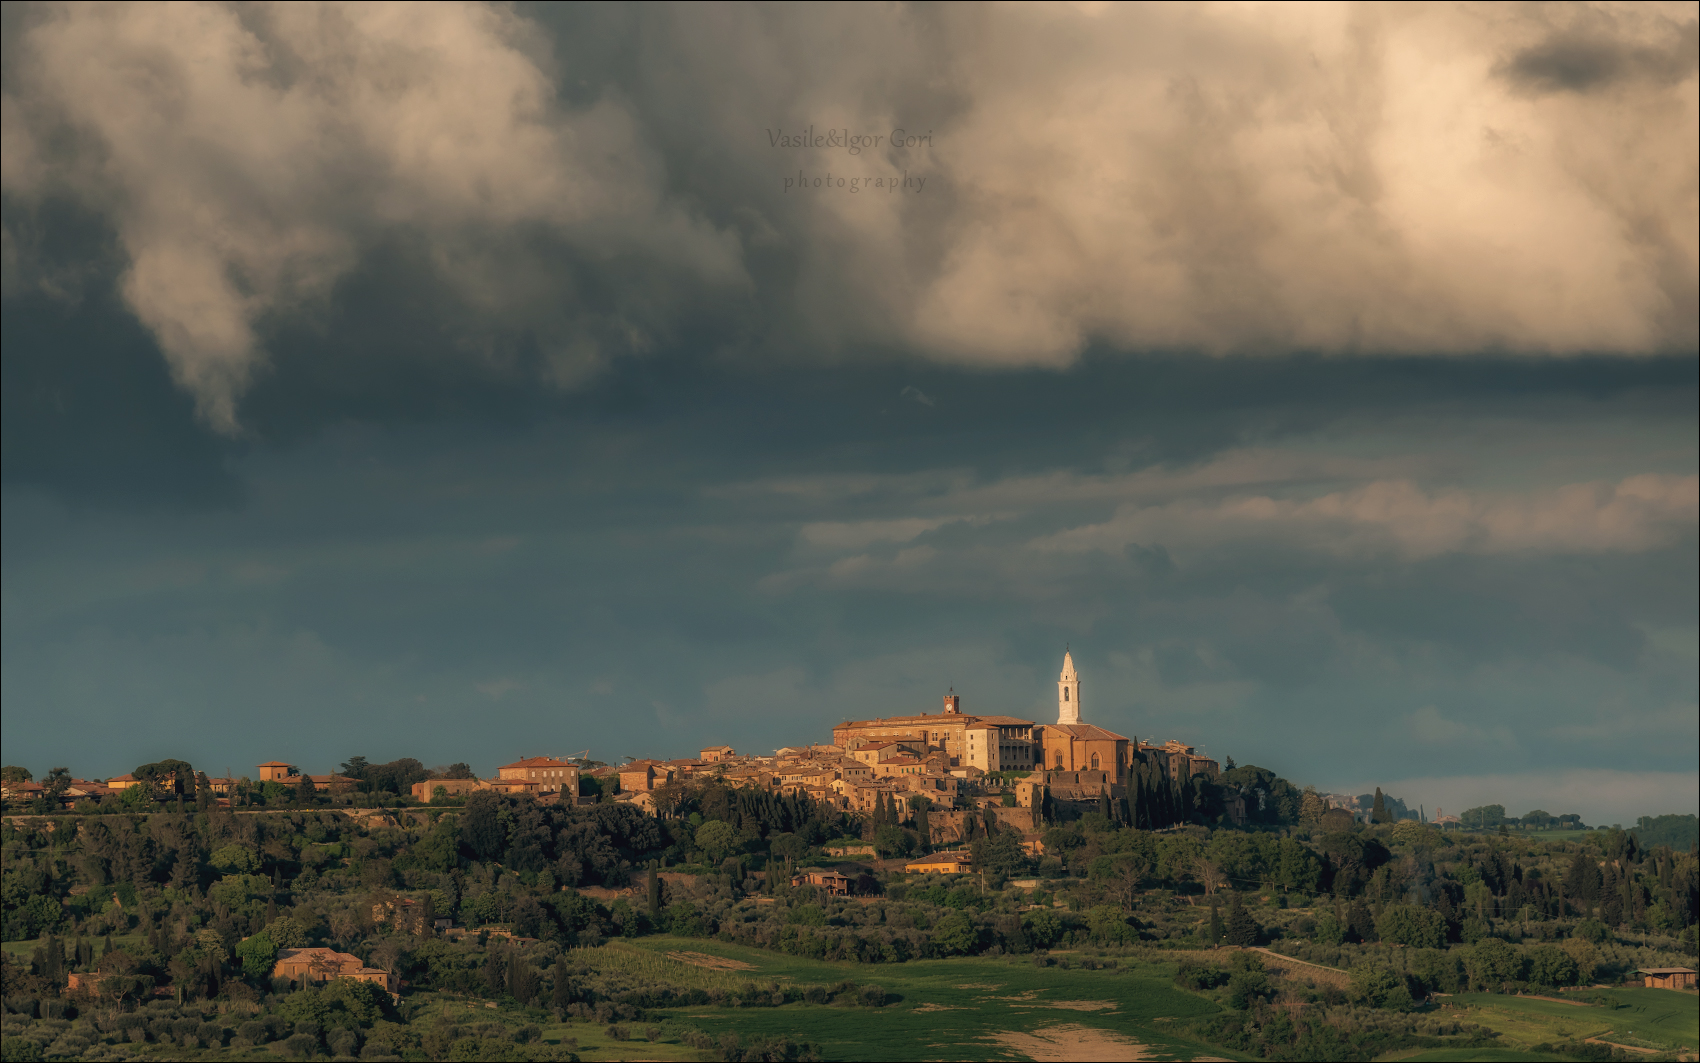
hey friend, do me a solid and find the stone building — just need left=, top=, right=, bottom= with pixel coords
left=272, top=947, right=397, bottom=994
left=497, top=756, right=580, bottom=794
left=834, top=693, right=1036, bottom=771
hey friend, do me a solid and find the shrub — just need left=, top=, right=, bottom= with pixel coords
left=1175, top=960, right=1230, bottom=990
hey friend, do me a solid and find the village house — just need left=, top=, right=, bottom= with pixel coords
left=271, top=948, right=398, bottom=994
left=905, top=851, right=973, bottom=874
left=792, top=868, right=853, bottom=895
left=1, top=779, right=45, bottom=801
left=254, top=762, right=355, bottom=792
left=497, top=756, right=580, bottom=794
left=1137, top=739, right=1221, bottom=783
left=699, top=745, right=735, bottom=762
left=617, top=760, right=676, bottom=793
left=835, top=693, right=1035, bottom=770
left=410, top=777, right=483, bottom=802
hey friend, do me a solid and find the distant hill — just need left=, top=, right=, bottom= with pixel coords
left=1630, top=813, right=1699, bottom=850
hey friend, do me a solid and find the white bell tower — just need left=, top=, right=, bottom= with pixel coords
left=1057, top=650, right=1081, bottom=725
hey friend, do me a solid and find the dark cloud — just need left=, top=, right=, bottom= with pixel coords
left=1501, top=22, right=1698, bottom=94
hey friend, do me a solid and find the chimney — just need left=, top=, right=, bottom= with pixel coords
left=943, top=693, right=960, bottom=714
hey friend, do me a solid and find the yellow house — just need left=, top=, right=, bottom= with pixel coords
left=904, top=851, right=972, bottom=874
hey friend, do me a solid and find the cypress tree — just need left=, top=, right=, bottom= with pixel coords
left=647, top=860, right=660, bottom=919
left=551, top=957, right=573, bottom=1011
left=1225, top=894, right=1259, bottom=947
left=1371, top=788, right=1389, bottom=825
left=1206, top=901, right=1224, bottom=945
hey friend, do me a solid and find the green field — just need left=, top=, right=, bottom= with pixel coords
left=553, top=936, right=1241, bottom=1062
left=1, top=931, right=147, bottom=962
left=1395, top=1050, right=1563, bottom=1062
left=1442, top=988, right=1699, bottom=1055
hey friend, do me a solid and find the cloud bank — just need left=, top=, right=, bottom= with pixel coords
left=3, top=1, right=1696, bottom=429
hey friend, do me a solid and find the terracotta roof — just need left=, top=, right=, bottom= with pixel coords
left=500, top=757, right=578, bottom=769
left=906, top=851, right=972, bottom=865
left=1041, top=723, right=1129, bottom=742
left=257, top=761, right=292, bottom=767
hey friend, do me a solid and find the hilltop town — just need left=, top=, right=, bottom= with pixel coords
left=4, top=653, right=1258, bottom=840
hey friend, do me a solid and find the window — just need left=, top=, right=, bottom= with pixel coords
left=1063, top=688, right=1069, bottom=701
left=1091, top=753, right=1100, bottom=770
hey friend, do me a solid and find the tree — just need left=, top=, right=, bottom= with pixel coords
left=933, top=911, right=978, bottom=955
left=551, top=957, right=573, bottom=1010
left=1370, top=788, right=1390, bottom=825
left=44, top=766, right=72, bottom=796
left=1104, top=853, right=1150, bottom=911
left=1206, top=901, right=1224, bottom=945
left=1560, top=938, right=1598, bottom=983
left=1460, top=804, right=1506, bottom=831
left=1465, top=937, right=1522, bottom=989
left=1350, top=965, right=1414, bottom=1009
left=295, top=773, right=317, bottom=806
left=1376, top=904, right=1446, bottom=948
left=0, top=766, right=31, bottom=783
left=694, top=820, right=736, bottom=864
left=873, top=824, right=912, bottom=858
left=133, top=759, right=193, bottom=796
left=461, top=792, right=504, bottom=860
left=1299, top=786, right=1327, bottom=825
left=235, top=931, right=277, bottom=980
left=1527, top=944, right=1579, bottom=987
left=1225, top=894, right=1259, bottom=946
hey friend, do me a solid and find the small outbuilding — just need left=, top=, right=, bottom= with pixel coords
left=1638, top=967, right=1697, bottom=990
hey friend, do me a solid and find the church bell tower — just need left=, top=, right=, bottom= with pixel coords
left=1057, top=651, right=1081, bottom=725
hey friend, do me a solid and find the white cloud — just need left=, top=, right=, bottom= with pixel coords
left=1035, top=473, right=1698, bottom=560
left=797, top=517, right=951, bottom=551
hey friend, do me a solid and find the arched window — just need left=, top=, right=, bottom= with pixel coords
left=1063, top=688, right=1069, bottom=701
left=1090, top=753, right=1100, bottom=770
left=1055, top=752, right=1065, bottom=768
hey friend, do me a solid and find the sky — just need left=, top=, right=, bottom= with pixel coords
left=2, top=1, right=1696, bottom=827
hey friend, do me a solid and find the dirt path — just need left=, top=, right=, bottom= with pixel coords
left=1247, top=947, right=1353, bottom=988
left=665, top=950, right=757, bottom=971
left=1586, top=1035, right=1662, bottom=1055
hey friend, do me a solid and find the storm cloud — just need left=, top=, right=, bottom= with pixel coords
left=4, top=2, right=1696, bottom=429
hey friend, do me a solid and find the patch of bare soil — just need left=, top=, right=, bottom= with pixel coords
left=991, top=990, right=1045, bottom=1002
left=1036, top=1000, right=1118, bottom=1012
left=955, top=982, right=1004, bottom=989
left=913, top=1003, right=964, bottom=1013
left=985, top=1023, right=1152, bottom=1062
left=666, top=951, right=758, bottom=971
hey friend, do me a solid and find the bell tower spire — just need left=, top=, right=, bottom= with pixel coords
left=1057, top=649, right=1081, bottom=725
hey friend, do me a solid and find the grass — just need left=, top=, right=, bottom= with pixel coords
left=597, top=935, right=1242, bottom=1062
left=1442, top=988, right=1699, bottom=1054
left=1, top=930, right=147, bottom=962
left=1395, top=1050, right=1564, bottom=1062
